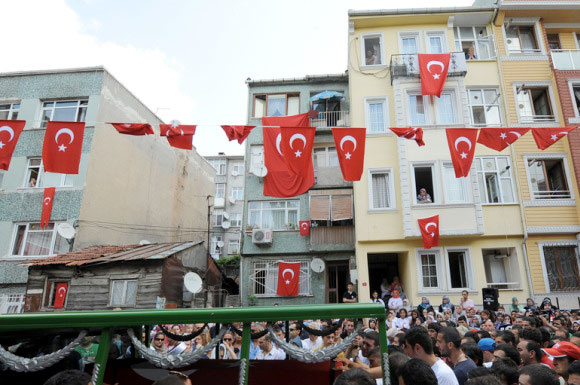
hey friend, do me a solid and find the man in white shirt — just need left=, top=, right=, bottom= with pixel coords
left=404, top=327, right=459, bottom=385
left=256, top=334, right=286, bottom=360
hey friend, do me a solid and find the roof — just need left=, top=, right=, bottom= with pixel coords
left=0, top=66, right=106, bottom=78
left=246, top=72, right=348, bottom=86
left=24, top=241, right=203, bottom=267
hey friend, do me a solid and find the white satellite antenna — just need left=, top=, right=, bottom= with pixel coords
left=254, top=165, right=268, bottom=178
left=139, top=240, right=152, bottom=245
left=311, top=258, right=325, bottom=273
left=221, top=221, right=231, bottom=229
left=184, top=272, right=203, bottom=294
left=56, top=223, right=76, bottom=240
left=223, top=212, right=230, bottom=220
left=217, top=240, right=225, bottom=249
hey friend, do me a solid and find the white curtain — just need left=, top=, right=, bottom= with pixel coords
left=372, top=173, right=389, bottom=208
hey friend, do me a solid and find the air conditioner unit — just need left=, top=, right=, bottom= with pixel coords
left=252, top=229, right=272, bottom=245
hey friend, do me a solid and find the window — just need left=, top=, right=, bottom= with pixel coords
left=309, top=189, right=353, bottom=227
left=447, top=250, right=469, bottom=289
left=213, top=209, right=224, bottom=227
left=41, top=100, right=88, bottom=128
left=413, top=164, right=435, bottom=204
left=209, top=159, right=226, bottom=175
left=571, top=85, right=580, bottom=117
left=211, top=236, right=223, bottom=254
left=362, top=34, right=384, bottom=66
left=0, top=103, right=20, bottom=120
left=543, top=246, right=580, bottom=291
left=253, top=94, right=300, bottom=117
left=43, top=280, right=69, bottom=308
left=400, top=33, right=419, bottom=54
left=231, top=187, right=243, bottom=201
left=24, top=158, right=74, bottom=188
left=468, top=89, right=501, bottom=127
left=547, top=34, right=561, bottom=50
left=527, top=158, right=571, bottom=199
left=249, top=145, right=265, bottom=172
left=475, top=157, right=516, bottom=204
left=232, top=162, right=244, bottom=176
left=228, top=240, right=240, bottom=255
left=230, top=213, right=242, bottom=227
left=215, top=184, right=225, bottom=199
left=417, top=248, right=473, bottom=292
left=483, top=248, right=521, bottom=290
left=420, top=252, right=439, bottom=289
left=11, top=223, right=68, bottom=257
left=369, top=169, right=395, bottom=210
left=454, top=27, right=494, bottom=60
left=250, top=259, right=310, bottom=296
left=426, top=32, right=446, bottom=54
left=248, top=200, right=299, bottom=230
left=0, top=294, right=25, bottom=314
left=365, top=97, right=388, bottom=133
left=517, top=87, right=554, bottom=123
left=442, top=163, right=470, bottom=203
left=313, top=147, right=339, bottom=168
left=408, top=92, right=455, bottom=126
left=110, top=279, right=137, bottom=307
left=505, top=24, right=539, bottom=54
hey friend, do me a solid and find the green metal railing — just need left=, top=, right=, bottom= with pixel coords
left=0, top=303, right=388, bottom=385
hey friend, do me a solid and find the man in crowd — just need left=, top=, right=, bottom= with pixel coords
left=543, top=341, right=580, bottom=382
left=519, top=364, right=560, bottom=385
left=436, top=327, right=476, bottom=385
left=342, top=282, right=358, bottom=303
left=477, top=337, right=496, bottom=368
left=289, top=322, right=303, bottom=348
left=256, top=334, right=285, bottom=360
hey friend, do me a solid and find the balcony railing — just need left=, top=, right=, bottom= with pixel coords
left=551, top=49, right=580, bottom=70
left=519, top=114, right=556, bottom=123
left=310, top=225, right=355, bottom=246
left=532, top=190, right=572, bottom=199
left=390, top=51, right=467, bottom=83
left=309, top=111, right=350, bottom=128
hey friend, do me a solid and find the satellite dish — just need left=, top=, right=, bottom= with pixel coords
left=139, top=240, right=152, bottom=245
left=311, top=258, right=325, bottom=273
left=57, top=223, right=76, bottom=240
left=184, top=272, right=203, bottom=294
left=221, top=221, right=231, bottom=229
left=255, top=166, right=268, bottom=177
left=223, top=212, right=230, bottom=220
left=217, top=241, right=225, bottom=248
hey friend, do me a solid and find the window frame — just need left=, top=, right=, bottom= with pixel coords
left=416, top=248, right=445, bottom=292
left=231, top=187, right=244, bottom=201
left=215, top=183, right=226, bottom=199
left=514, top=85, right=556, bottom=123
left=398, top=31, right=422, bottom=54
left=213, top=209, right=224, bottom=227
left=445, top=247, right=475, bottom=291
left=249, top=145, right=265, bottom=173
left=211, top=235, right=223, bottom=254
left=441, top=162, right=472, bottom=204
left=567, top=80, right=580, bottom=119
left=416, top=247, right=475, bottom=293
left=10, top=222, right=69, bottom=258
left=482, top=248, right=522, bottom=290
left=467, top=88, right=502, bottom=127
left=368, top=167, right=396, bottom=212
left=252, top=93, right=300, bottom=118
left=524, top=154, right=574, bottom=201
left=109, top=279, right=138, bottom=307
left=247, top=200, right=300, bottom=231
left=40, top=99, right=88, bottom=128
left=230, top=213, right=242, bottom=227
left=475, top=156, right=517, bottom=205
left=23, top=157, right=73, bottom=188
left=209, top=159, right=227, bottom=175
left=313, top=146, right=339, bottom=168
left=425, top=30, right=448, bottom=54
left=406, top=90, right=458, bottom=126
left=538, top=243, right=580, bottom=293
left=231, top=162, right=244, bottom=176
left=364, top=96, right=389, bottom=134
left=0, top=102, right=20, bottom=120
left=503, top=22, right=543, bottom=55
left=453, top=26, right=495, bottom=60
left=411, top=162, right=438, bottom=205
left=43, top=279, right=70, bottom=309
left=360, top=33, right=386, bottom=68
left=228, top=239, right=240, bottom=255
left=250, top=259, right=311, bottom=297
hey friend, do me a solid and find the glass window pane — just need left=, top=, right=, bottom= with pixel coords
left=497, top=157, right=509, bottom=173
left=52, top=108, right=77, bottom=122
left=328, top=147, right=339, bottom=167
left=288, top=96, right=300, bottom=116
left=429, top=36, right=443, bottom=53
left=460, top=27, right=474, bottom=39
left=287, top=201, right=300, bottom=208
left=368, top=101, right=385, bottom=132
left=477, top=39, right=491, bottom=59
left=56, top=101, right=79, bottom=107
left=267, top=95, right=286, bottom=117
left=484, top=90, right=499, bottom=104
left=126, top=281, right=137, bottom=305
left=402, top=37, right=418, bottom=54
left=23, top=230, right=53, bottom=256
left=409, top=95, right=426, bottom=125
left=364, top=37, right=382, bottom=65
left=438, top=94, right=454, bottom=124
left=472, top=106, right=486, bottom=125
left=111, top=281, right=123, bottom=305
left=53, top=233, right=69, bottom=254
left=485, top=173, right=500, bottom=203
left=517, top=90, right=533, bottom=120
left=501, top=178, right=515, bottom=203
left=469, top=90, right=483, bottom=105
left=485, top=106, right=501, bottom=125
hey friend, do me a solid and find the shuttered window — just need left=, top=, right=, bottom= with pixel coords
left=309, top=190, right=353, bottom=221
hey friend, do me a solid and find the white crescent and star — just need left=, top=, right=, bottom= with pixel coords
left=454, top=136, right=472, bottom=159
left=340, top=135, right=357, bottom=160
left=426, top=60, right=445, bottom=79
left=424, top=222, right=438, bottom=237
left=54, top=128, right=75, bottom=152
left=289, top=133, right=307, bottom=157
left=282, top=268, right=295, bottom=285
left=301, top=222, right=309, bottom=230
left=0, top=125, right=15, bottom=142
left=57, top=286, right=66, bottom=297
left=276, top=133, right=283, bottom=156
left=509, top=131, right=522, bottom=139
left=44, top=197, right=52, bottom=205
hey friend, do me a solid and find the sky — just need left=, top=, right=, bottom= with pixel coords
left=3, top=0, right=472, bottom=156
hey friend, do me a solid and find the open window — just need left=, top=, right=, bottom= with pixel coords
left=505, top=24, right=540, bottom=54
left=454, top=26, right=494, bottom=60
left=43, top=280, right=70, bottom=308
left=483, top=248, right=521, bottom=290
left=362, top=34, right=384, bottom=66
left=571, top=85, right=580, bottom=117
left=526, top=158, right=571, bottom=199
left=413, top=165, right=435, bottom=204
left=517, top=87, right=554, bottom=123
left=252, top=94, right=300, bottom=117
left=447, top=250, right=470, bottom=289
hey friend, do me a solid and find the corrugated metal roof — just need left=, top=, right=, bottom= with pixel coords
left=24, top=241, right=203, bottom=267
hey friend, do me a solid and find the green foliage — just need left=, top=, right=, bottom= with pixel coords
left=215, top=254, right=240, bottom=267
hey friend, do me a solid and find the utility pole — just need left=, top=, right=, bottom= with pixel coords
left=205, top=195, right=213, bottom=308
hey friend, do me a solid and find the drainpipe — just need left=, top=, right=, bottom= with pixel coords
left=492, top=8, right=535, bottom=299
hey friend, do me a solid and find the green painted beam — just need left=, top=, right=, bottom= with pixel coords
left=0, top=304, right=385, bottom=332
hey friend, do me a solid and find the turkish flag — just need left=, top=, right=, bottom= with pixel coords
left=418, top=215, right=439, bottom=249
left=477, top=127, right=530, bottom=151
left=0, top=120, right=25, bottom=171
left=390, top=127, right=425, bottom=146
left=446, top=128, right=478, bottom=178
left=53, top=283, right=68, bottom=308
left=299, top=221, right=310, bottom=236
left=160, top=124, right=197, bottom=150
left=109, top=123, right=154, bottom=136
left=418, top=53, right=451, bottom=97
left=262, top=113, right=310, bottom=128
left=332, top=127, right=366, bottom=181
left=221, top=125, right=255, bottom=144
left=531, top=126, right=577, bottom=150
left=41, top=187, right=55, bottom=230
left=280, top=126, right=316, bottom=175
left=42, top=121, right=85, bottom=174
left=276, top=261, right=301, bottom=296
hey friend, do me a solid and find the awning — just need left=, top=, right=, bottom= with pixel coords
left=309, top=91, right=344, bottom=102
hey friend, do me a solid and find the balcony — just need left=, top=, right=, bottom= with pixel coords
left=309, top=111, right=350, bottom=129
left=551, top=49, right=580, bottom=70
left=310, top=225, right=355, bottom=247
left=390, top=52, right=467, bottom=83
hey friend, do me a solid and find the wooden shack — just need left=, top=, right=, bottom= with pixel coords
left=22, top=241, right=223, bottom=312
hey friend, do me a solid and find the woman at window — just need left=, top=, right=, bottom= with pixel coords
left=393, top=308, right=411, bottom=329
left=417, top=188, right=432, bottom=203
left=370, top=290, right=385, bottom=306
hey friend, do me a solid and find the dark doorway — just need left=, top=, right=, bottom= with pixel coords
left=327, top=260, right=349, bottom=303
left=367, top=253, right=400, bottom=297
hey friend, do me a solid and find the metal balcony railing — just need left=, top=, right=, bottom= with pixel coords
left=0, top=304, right=387, bottom=385
left=309, top=111, right=350, bottom=128
left=390, top=51, right=467, bottom=83
left=551, top=49, right=580, bottom=70
left=532, top=190, right=572, bottom=199
left=519, top=114, right=556, bottom=123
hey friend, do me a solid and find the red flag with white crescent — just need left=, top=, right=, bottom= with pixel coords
left=160, top=124, right=197, bottom=150
left=276, top=261, right=300, bottom=296
left=41, top=187, right=55, bottom=230
left=418, top=53, right=451, bottom=97
left=280, top=126, right=316, bottom=175
left=221, top=125, right=255, bottom=144
left=299, top=221, right=310, bottom=236
left=531, top=126, right=577, bottom=150
left=476, top=127, right=530, bottom=151
left=0, top=120, right=25, bottom=171
left=332, top=127, right=366, bottom=181
left=53, top=282, right=68, bottom=308
left=389, top=127, right=425, bottom=146
left=42, top=121, right=85, bottom=174
left=446, top=128, right=478, bottom=178
left=418, top=215, right=439, bottom=249
left=109, top=123, right=154, bottom=136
